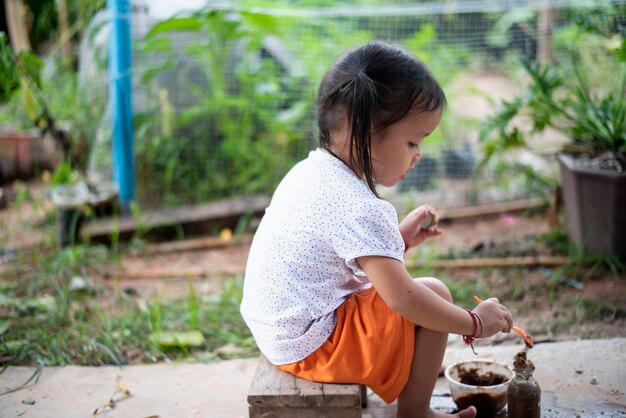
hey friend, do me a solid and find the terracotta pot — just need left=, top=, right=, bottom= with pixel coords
left=0, top=132, right=36, bottom=181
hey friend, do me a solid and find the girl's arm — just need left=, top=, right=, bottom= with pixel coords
left=358, top=255, right=513, bottom=337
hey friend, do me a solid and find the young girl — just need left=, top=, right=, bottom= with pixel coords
left=241, top=41, right=513, bottom=418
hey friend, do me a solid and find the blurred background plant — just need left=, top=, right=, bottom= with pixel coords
left=131, top=8, right=312, bottom=206
left=479, top=12, right=626, bottom=177
left=0, top=0, right=107, bottom=173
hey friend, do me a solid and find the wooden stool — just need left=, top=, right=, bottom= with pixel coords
left=247, top=355, right=367, bottom=417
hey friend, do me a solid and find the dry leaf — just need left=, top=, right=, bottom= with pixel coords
left=91, top=377, right=131, bottom=417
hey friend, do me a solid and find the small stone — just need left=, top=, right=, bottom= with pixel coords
left=573, top=151, right=625, bottom=172
left=420, top=211, right=437, bottom=229
left=69, top=276, right=94, bottom=291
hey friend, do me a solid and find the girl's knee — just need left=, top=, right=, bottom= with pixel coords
left=418, top=277, right=452, bottom=303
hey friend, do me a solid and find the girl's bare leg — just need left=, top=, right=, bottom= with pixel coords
left=396, top=278, right=477, bottom=418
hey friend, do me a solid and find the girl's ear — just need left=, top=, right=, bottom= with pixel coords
left=370, top=121, right=386, bottom=142
left=329, top=120, right=351, bottom=155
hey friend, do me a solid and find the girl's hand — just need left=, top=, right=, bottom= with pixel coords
left=399, top=204, right=442, bottom=250
left=473, top=298, right=513, bottom=338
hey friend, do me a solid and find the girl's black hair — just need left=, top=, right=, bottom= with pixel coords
left=317, top=40, right=446, bottom=195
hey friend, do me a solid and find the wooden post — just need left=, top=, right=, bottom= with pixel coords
left=57, top=0, right=71, bottom=60
left=537, top=1, right=555, bottom=64
left=4, top=0, right=31, bottom=52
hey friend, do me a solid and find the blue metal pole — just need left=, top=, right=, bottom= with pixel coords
left=108, top=0, right=135, bottom=208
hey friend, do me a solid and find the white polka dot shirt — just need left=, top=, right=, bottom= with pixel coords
left=240, top=149, right=404, bottom=365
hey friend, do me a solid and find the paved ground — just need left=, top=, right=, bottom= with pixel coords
left=1, top=338, right=625, bottom=418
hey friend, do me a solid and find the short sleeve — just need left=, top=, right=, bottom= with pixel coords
left=332, top=198, right=404, bottom=276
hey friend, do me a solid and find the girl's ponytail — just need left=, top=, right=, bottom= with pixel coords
left=317, top=41, right=446, bottom=196
left=349, top=69, right=378, bottom=194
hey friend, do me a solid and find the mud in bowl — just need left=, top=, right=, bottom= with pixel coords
left=444, top=359, right=513, bottom=417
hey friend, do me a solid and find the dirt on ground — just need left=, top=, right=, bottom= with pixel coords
left=96, top=210, right=548, bottom=299
left=81, top=211, right=626, bottom=344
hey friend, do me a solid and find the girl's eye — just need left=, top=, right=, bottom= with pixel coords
left=409, top=142, right=419, bottom=149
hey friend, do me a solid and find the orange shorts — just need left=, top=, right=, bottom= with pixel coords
left=277, top=287, right=415, bottom=404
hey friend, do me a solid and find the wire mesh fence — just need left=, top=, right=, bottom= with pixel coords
left=82, top=0, right=626, bottom=210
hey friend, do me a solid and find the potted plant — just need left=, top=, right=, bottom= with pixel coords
left=2, top=29, right=119, bottom=241
left=479, top=30, right=625, bottom=259
left=48, top=161, right=89, bottom=246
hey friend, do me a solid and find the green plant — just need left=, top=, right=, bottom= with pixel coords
left=0, top=31, right=87, bottom=168
left=403, top=24, right=473, bottom=152
left=479, top=26, right=626, bottom=168
left=50, top=161, right=77, bottom=186
left=0, top=243, right=256, bottom=367
left=133, top=8, right=311, bottom=206
left=0, top=32, right=44, bottom=123
left=0, top=33, right=38, bottom=105
left=1, top=0, right=107, bottom=170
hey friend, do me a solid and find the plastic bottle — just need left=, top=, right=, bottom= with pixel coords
left=507, top=351, right=541, bottom=418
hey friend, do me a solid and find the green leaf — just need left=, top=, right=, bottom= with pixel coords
left=153, top=330, right=205, bottom=348
left=141, top=59, right=175, bottom=86
left=405, top=24, right=437, bottom=52
left=487, top=8, right=535, bottom=48
left=213, top=342, right=255, bottom=359
left=22, top=296, right=56, bottom=312
left=0, top=360, right=44, bottom=395
left=51, top=161, right=73, bottom=185
left=0, top=340, right=25, bottom=353
left=616, top=37, right=626, bottom=62
left=17, top=50, right=44, bottom=87
left=241, top=11, right=278, bottom=34
left=145, top=17, right=203, bottom=39
left=0, top=319, right=10, bottom=335
left=140, top=37, right=173, bottom=53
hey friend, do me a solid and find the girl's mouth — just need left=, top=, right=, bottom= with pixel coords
left=401, top=165, right=414, bottom=180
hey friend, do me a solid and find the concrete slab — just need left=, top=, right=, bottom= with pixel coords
left=1, top=338, right=625, bottom=418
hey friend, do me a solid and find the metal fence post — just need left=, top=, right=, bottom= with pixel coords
left=108, top=0, right=135, bottom=208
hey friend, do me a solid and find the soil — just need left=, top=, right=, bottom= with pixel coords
left=452, top=365, right=509, bottom=417
left=458, top=367, right=507, bottom=387
left=512, top=351, right=534, bottom=373
left=572, top=151, right=625, bottom=172
left=508, top=351, right=541, bottom=418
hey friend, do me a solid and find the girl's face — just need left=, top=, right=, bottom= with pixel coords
left=370, top=108, right=443, bottom=187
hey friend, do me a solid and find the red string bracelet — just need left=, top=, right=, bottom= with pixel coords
left=463, top=309, right=479, bottom=354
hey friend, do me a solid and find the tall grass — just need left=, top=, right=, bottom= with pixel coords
left=0, top=244, right=256, bottom=367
